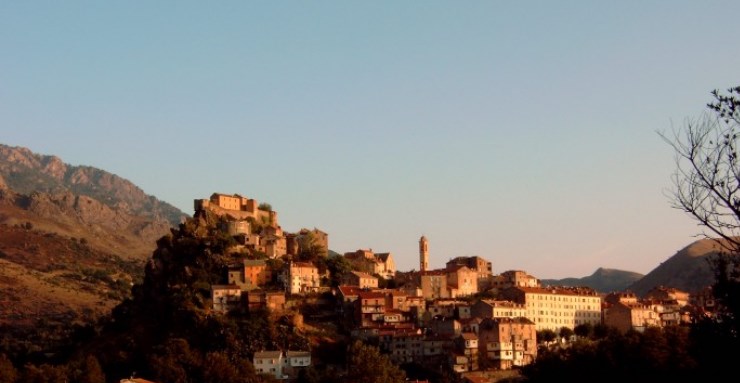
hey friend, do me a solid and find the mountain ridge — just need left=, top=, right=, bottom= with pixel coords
left=540, top=267, right=644, bottom=293
left=0, top=143, right=187, bottom=226
left=626, top=237, right=732, bottom=297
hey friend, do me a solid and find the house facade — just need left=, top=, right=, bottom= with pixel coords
left=477, top=317, right=537, bottom=370
left=211, top=284, right=242, bottom=313
left=500, top=286, right=602, bottom=331
left=283, top=261, right=320, bottom=294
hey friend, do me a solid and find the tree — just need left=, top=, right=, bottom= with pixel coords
left=0, top=354, right=17, bottom=383
left=659, top=86, right=740, bottom=253
left=559, top=326, right=574, bottom=341
left=343, top=340, right=406, bottom=383
left=661, top=85, right=740, bottom=379
left=297, top=230, right=328, bottom=263
left=77, top=355, right=106, bottom=383
left=258, top=203, right=273, bottom=212
left=326, top=256, right=353, bottom=288
left=574, top=323, right=593, bottom=339
left=537, top=329, right=557, bottom=344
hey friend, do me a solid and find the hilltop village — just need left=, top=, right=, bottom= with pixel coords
left=197, top=193, right=711, bottom=381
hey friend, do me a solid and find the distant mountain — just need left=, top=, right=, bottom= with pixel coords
left=626, top=237, right=729, bottom=297
left=541, top=268, right=644, bottom=293
left=0, top=143, right=186, bottom=226
left=0, top=143, right=188, bottom=353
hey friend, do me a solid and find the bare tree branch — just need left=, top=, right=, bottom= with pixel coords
left=658, top=87, right=740, bottom=254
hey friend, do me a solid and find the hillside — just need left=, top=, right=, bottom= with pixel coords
left=541, top=268, right=644, bottom=293
left=0, top=144, right=188, bottom=357
left=627, top=237, right=730, bottom=297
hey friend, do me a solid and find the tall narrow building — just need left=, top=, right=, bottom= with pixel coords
left=419, top=235, right=429, bottom=272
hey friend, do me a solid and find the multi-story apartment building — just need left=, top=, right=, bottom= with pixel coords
left=211, top=284, right=242, bottom=313
left=470, top=299, right=527, bottom=320
left=603, top=302, right=661, bottom=333
left=356, top=291, right=387, bottom=327
left=243, top=259, right=270, bottom=289
left=500, top=286, right=601, bottom=331
left=478, top=317, right=537, bottom=370
left=420, top=270, right=449, bottom=300
left=253, top=351, right=284, bottom=378
left=452, top=332, right=479, bottom=372
left=282, top=261, right=320, bottom=294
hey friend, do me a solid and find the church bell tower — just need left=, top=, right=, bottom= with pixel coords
left=419, top=235, right=429, bottom=272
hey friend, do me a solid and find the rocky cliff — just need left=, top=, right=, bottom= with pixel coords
left=0, top=143, right=186, bottom=226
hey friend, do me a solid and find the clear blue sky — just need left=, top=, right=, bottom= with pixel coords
left=2, top=1, right=739, bottom=279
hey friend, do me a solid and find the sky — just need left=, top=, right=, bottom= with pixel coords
left=2, top=1, right=739, bottom=279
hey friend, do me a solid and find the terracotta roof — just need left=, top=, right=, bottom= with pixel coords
left=513, top=286, right=599, bottom=296
left=460, top=332, right=478, bottom=340
left=337, top=285, right=363, bottom=296
left=358, top=291, right=386, bottom=299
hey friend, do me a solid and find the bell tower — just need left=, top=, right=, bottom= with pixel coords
left=419, top=235, right=429, bottom=272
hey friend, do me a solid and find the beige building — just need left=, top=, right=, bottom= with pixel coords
left=603, top=302, right=661, bottom=333
left=344, top=271, right=379, bottom=289
left=211, top=284, right=242, bottom=313
left=446, top=256, right=492, bottom=278
left=195, top=192, right=277, bottom=224
left=490, top=270, right=541, bottom=291
left=344, top=249, right=396, bottom=279
left=471, top=299, right=527, bottom=320
left=453, top=332, right=479, bottom=372
left=420, top=270, right=449, bottom=300
left=500, top=286, right=601, bottom=331
left=419, top=266, right=478, bottom=300
left=253, top=351, right=284, bottom=378
left=478, top=317, right=537, bottom=370
left=283, top=262, right=320, bottom=294
left=447, top=265, right=478, bottom=297
left=375, top=252, right=396, bottom=279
